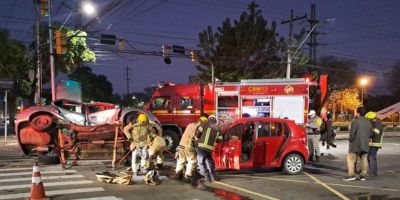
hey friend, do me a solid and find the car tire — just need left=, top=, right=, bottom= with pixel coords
left=163, top=129, right=179, bottom=152
left=282, top=153, right=304, bottom=175
left=30, top=115, right=53, bottom=132
left=38, top=154, right=60, bottom=165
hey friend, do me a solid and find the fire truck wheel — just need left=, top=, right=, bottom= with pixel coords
left=163, top=130, right=179, bottom=152
left=30, top=115, right=54, bottom=132
left=282, top=153, right=304, bottom=175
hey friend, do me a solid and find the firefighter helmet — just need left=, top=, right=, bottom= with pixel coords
left=199, top=116, right=208, bottom=122
left=365, top=111, right=376, bottom=119
left=137, top=114, right=148, bottom=123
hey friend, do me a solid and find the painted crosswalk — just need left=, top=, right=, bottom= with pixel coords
left=0, top=165, right=123, bottom=200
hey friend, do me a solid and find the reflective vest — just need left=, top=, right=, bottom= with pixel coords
left=307, top=116, right=322, bottom=134
left=196, top=122, right=222, bottom=151
left=370, top=119, right=384, bottom=148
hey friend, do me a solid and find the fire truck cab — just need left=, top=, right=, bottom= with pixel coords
left=146, top=78, right=317, bottom=151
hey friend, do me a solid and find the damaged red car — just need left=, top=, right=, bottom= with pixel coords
left=213, top=117, right=308, bottom=175
left=15, top=99, right=161, bottom=163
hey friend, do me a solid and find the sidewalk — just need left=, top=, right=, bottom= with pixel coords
left=335, top=131, right=400, bottom=140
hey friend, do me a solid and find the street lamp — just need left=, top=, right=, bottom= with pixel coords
left=82, top=2, right=96, bottom=16
left=286, top=18, right=335, bottom=79
left=359, top=77, right=368, bottom=104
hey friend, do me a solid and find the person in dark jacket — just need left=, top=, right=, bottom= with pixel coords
left=365, top=111, right=384, bottom=177
left=343, top=107, right=372, bottom=181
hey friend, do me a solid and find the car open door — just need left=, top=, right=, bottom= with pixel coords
left=213, top=140, right=241, bottom=170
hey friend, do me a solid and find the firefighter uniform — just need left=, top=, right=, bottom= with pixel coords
left=366, top=112, right=384, bottom=176
left=175, top=119, right=204, bottom=179
left=148, top=135, right=166, bottom=169
left=123, top=114, right=156, bottom=175
left=196, top=115, right=223, bottom=181
left=306, top=110, right=323, bottom=162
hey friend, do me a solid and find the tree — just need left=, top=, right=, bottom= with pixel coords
left=196, top=1, right=285, bottom=82
left=328, top=88, right=361, bottom=121
left=67, top=66, right=113, bottom=103
left=389, top=60, right=400, bottom=98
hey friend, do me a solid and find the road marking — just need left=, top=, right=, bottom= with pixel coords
left=228, top=174, right=310, bottom=183
left=327, top=183, right=400, bottom=192
left=0, top=169, right=77, bottom=177
left=0, top=166, right=63, bottom=172
left=304, top=172, right=350, bottom=200
left=0, top=180, right=93, bottom=190
left=73, top=196, right=123, bottom=200
left=0, top=174, right=84, bottom=183
left=387, top=170, right=396, bottom=174
left=0, top=187, right=105, bottom=200
left=213, top=181, right=280, bottom=200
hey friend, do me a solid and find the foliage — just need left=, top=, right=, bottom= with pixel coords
left=196, top=1, right=285, bottom=82
left=328, top=88, right=361, bottom=115
left=389, top=60, right=400, bottom=98
left=67, top=66, right=113, bottom=103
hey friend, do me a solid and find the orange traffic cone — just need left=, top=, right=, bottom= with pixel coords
left=27, top=162, right=49, bottom=200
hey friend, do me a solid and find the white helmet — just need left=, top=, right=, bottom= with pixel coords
left=308, top=110, right=316, bottom=117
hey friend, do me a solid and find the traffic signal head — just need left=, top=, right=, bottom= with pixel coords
left=190, top=51, right=199, bottom=62
left=40, top=0, right=49, bottom=16
left=55, top=30, right=67, bottom=55
left=162, top=45, right=171, bottom=64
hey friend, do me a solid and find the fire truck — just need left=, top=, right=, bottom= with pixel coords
left=145, top=78, right=324, bottom=151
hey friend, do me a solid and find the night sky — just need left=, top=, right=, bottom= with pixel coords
left=1, top=0, right=399, bottom=96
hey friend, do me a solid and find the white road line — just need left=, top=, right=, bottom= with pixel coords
left=73, top=196, right=123, bottom=200
left=0, top=174, right=84, bottom=183
left=304, top=172, right=350, bottom=200
left=0, top=169, right=77, bottom=177
left=0, top=187, right=105, bottom=200
left=213, top=181, right=280, bottom=200
left=0, top=180, right=93, bottom=190
left=0, top=166, right=62, bottom=172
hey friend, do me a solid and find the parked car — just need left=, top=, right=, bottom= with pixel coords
left=213, top=117, right=308, bottom=175
left=15, top=99, right=162, bottom=163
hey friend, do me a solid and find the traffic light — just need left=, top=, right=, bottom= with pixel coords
left=55, top=30, right=67, bottom=55
left=40, top=0, right=49, bottom=16
left=118, top=39, right=126, bottom=50
left=190, top=50, right=199, bottom=62
left=162, top=45, right=171, bottom=64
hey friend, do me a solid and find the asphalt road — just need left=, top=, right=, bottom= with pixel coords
left=1, top=134, right=400, bottom=199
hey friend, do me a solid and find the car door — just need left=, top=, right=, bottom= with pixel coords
left=213, top=124, right=242, bottom=170
left=256, top=120, right=285, bottom=166
left=251, top=122, right=265, bottom=167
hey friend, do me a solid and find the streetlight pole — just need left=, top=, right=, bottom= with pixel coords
left=286, top=18, right=335, bottom=79
left=359, top=77, right=368, bottom=105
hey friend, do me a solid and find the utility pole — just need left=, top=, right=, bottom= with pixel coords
left=123, top=65, right=132, bottom=96
left=307, top=4, right=318, bottom=66
left=48, top=0, right=56, bottom=101
left=281, top=9, right=306, bottom=79
left=34, top=0, right=42, bottom=105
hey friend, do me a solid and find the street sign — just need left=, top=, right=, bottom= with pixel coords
left=0, top=79, right=14, bottom=89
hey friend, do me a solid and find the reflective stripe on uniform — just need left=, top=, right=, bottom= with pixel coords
left=373, top=128, right=380, bottom=134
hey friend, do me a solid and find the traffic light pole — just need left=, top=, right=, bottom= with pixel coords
left=48, top=0, right=56, bottom=101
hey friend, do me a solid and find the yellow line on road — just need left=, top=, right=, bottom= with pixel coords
left=304, top=172, right=350, bottom=200
left=327, top=183, right=400, bottom=192
left=213, top=181, right=280, bottom=200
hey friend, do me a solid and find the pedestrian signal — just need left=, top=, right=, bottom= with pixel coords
left=55, top=30, right=67, bottom=55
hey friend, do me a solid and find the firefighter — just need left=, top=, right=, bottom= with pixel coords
left=306, top=110, right=323, bottom=163
left=123, top=114, right=156, bottom=176
left=148, top=132, right=166, bottom=169
left=174, top=116, right=208, bottom=182
left=365, top=111, right=384, bottom=177
left=195, top=115, right=223, bottom=182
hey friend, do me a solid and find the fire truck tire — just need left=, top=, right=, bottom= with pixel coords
left=38, top=154, right=60, bottom=165
left=282, top=153, right=304, bottom=175
left=30, top=115, right=54, bottom=132
left=163, top=130, right=179, bottom=152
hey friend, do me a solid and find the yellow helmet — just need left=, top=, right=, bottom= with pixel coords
left=137, top=114, right=148, bottom=123
left=199, top=116, right=208, bottom=122
left=365, top=111, right=376, bottom=119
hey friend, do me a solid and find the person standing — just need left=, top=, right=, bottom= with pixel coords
left=174, top=116, right=207, bottom=182
left=196, top=115, right=223, bottom=182
left=306, top=110, right=323, bottom=163
left=123, top=113, right=156, bottom=176
left=343, top=107, right=372, bottom=181
left=365, top=111, right=384, bottom=177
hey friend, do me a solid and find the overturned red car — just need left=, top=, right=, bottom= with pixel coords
left=15, top=99, right=161, bottom=163
left=213, top=117, right=308, bottom=175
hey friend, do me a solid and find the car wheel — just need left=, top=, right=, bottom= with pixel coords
left=163, top=130, right=179, bottom=152
left=30, top=115, right=53, bottom=132
left=282, top=153, right=304, bottom=175
left=38, top=154, right=60, bottom=165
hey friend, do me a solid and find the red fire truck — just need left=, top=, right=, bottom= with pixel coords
left=145, top=78, right=322, bottom=151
